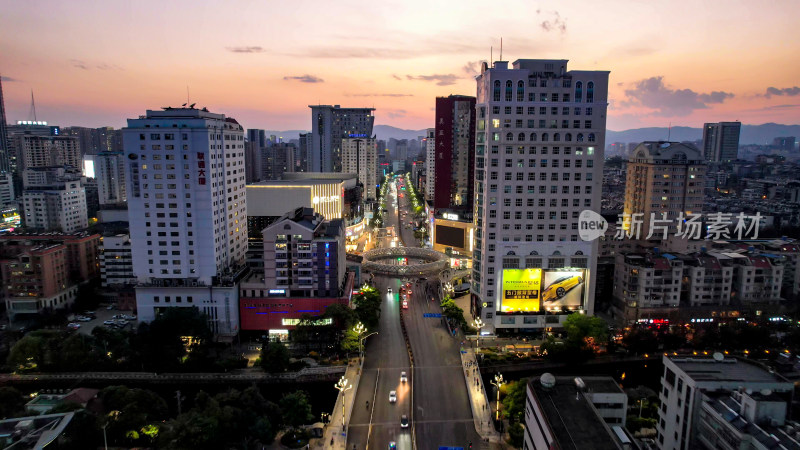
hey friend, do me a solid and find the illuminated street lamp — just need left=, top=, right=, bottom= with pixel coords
left=360, top=332, right=378, bottom=360
left=334, top=376, right=352, bottom=428
left=473, top=318, right=484, bottom=350
left=490, top=373, right=504, bottom=421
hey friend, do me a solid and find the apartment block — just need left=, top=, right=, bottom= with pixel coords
left=0, top=232, right=100, bottom=317
left=657, top=355, right=793, bottom=450
left=524, top=374, right=634, bottom=450
left=341, top=137, right=377, bottom=201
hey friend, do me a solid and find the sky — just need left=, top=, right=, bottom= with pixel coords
left=1, top=0, right=799, bottom=132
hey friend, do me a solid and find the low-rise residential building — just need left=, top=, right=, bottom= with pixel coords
left=0, top=232, right=100, bottom=317
left=697, top=389, right=797, bottom=450
left=524, top=374, right=634, bottom=450
left=613, top=248, right=785, bottom=324
left=657, top=355, right=794, bottom=450
left=238, top=207, right=352, bottom=337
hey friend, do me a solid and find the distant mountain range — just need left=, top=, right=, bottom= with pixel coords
left=259, top=123, right=800, bottom=146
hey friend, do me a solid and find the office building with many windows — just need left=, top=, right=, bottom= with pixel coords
left=471, top=59, right=609, bottom=332
left=308, top=105, right=375, bottom=173
left=341, top=137, right=377, bottom=201
left=433, top=95, right=476, bottom=211
left=702, top=121, right=741, bottom=163
left=123, top=107, right=248, bottom=335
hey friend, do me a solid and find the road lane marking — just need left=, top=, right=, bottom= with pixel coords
left=366, top=368, right=379, bottom=450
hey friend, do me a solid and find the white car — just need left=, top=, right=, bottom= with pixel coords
left=389, top=390, right=397, bottom=403
left=400, top=371, right=407, bottom=383
left=387, top=287, right=392, bottom=294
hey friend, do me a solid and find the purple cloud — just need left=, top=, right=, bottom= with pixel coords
left=622, top=76, right=734, bottom=116
left=283, top=74, right=324, bottom=83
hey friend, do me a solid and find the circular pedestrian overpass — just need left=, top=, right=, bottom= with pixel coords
left=362, top=247, right=450, bottom=277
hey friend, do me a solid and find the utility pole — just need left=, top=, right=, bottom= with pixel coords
left=176, top=390, right=183, bottom=415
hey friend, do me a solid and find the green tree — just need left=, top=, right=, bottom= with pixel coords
left=353, top=287, right=382, bottom=330
left=341, top=328, right=360, bottom=353
left=563, top=314, right=609, bottom=349
left=99, top=386, right=169, bottom=447
left=623, top=327, right=660, bottom=354
left=501, top=378, right=530, bottom=423
left=508, top=422, right=524, bottom=448
left=440, top=296, right=466, bottom=329
left=7, top=334, right=48, bottom=370
left=260, top=341, right=290, bottom=373
left=323, top=303, right=358, bottom=328
left=0, top=387, right=26, bottom=418
left=280, top=391, right=313, bottom=429
left=132, top=306, right=212, bottom=372
left=57, top=333, right=97, bottom=371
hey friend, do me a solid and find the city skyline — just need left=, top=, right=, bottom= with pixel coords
left=1, top=0, right=799, bottom=131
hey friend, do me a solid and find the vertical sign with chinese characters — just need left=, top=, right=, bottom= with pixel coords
left=197, top=152, right=206, bottom=185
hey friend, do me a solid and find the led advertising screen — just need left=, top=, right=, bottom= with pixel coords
left=500, top=269, right=585, bottom=312
left=541, top=270, right=585, bottom=310
left=500, top=269, right=542, bottom=312
left=435, top=224, right=466, bottom=248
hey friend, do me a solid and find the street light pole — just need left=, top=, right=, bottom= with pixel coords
left=473, top=318, right=484, bottom=350
left=353, top=322, right=366, bottom=360
left=334, top=376, right=353, bottom=429
left=359, top=332, right=378, bottom=360
left=490, top=373, right=504, bottom=421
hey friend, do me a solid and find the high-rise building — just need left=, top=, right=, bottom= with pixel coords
left=14, top=133, right=81, bottom=173
left=100, top=234, right=134, bottom=287
left=123, top=107, right=248, bottom=335
left=622, top=142, right=705, bottom=250
left=297, top=133, right=311, bottom=173
left=341, top=137, right=377, bottom=201
left=424, top=128, right=435, bottom=201
left=308, top=105, right=375, bottom=172
left=471, top=59, right=609, bottom=332
left=244, top=129, right=265, bottom=183
left=263, top=143, right=295, bottom=180
left=0, top=173, right=14, bottom=208
left=0, top=76, right=10, bottom=173
left=702, top=121, right=741, bottom=162
left=21, top=169, right=87, bottom=233
left=771, top=136, right=796, bottom=151
left=95, top=151, right=127, bottom=206
left=433, top=95, right=476, bottom=210
left=246, top=129, right=266, bottom=148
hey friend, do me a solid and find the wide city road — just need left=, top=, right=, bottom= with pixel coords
left=388, top=175, right=482, bottom=448
left=348, top=180, right=412, bottom=449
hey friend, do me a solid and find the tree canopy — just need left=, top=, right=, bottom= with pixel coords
left=260, top=341, right=290, bottom=373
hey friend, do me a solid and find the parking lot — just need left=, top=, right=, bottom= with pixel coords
left=73, top=305, right=137, bottom=335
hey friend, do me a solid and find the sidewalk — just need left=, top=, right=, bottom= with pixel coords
left=460, top=346, right=503, bottom=445
left=317, top=358, right=362, bottom=449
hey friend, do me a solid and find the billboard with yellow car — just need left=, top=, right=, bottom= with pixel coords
left=500, top=269, right=585, bottom=312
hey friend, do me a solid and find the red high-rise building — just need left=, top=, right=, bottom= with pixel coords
left=433, top=95, right=476, bottom=211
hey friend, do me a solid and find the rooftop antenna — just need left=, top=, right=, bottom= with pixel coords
left=29, top=89, right=37, bottom=122
left=500, top=37, right=503, bottom=61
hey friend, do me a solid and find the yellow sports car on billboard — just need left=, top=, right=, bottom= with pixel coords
left=541, top=274, right=584, bottom=303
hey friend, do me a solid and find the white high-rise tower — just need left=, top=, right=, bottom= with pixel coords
left=123, top=107, right=248, bottom=334
left=471, top=59, right=609, bottom=332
